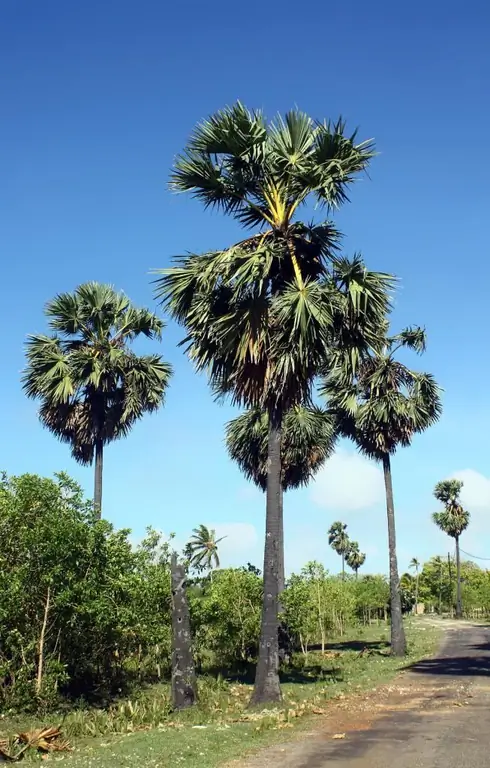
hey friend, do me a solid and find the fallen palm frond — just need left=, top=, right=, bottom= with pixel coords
left=0, top=727, right=71, bottom=761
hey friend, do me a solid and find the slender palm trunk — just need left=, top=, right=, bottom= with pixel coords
left=382, top=454, right=406, bottom=656
left=277, top=485, right=285, bottom=603
left=250, top=411, right=282, bottom=706
left=415, top=571, right=419, bottom=612
left=355, top=569, right=358, bottom=581
left=94, top=439, right=103, bottom=519
left=455, top=535, right=462, bottom=618
left=341, top=552, right=345, bottom=581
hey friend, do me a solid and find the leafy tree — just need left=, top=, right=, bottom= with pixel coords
left=433, top=480, right=470, bottom=618
left=409, top=557, right=421, bottom=610
left=22, top=283, right=172, bottom=516
left=185, top=525, right=226, bottom=579
left=226, top=405, right=336, bottom=592
left=325, top=325, right=442, bottom=655
left=328, top=522, right=351, bottom=580
left=0, top=472, right=173, bottom=709
left=346, top=541, right=366, bottom=579
left=191, top=569, right=262, bottom=666
left=155, top=103, right=392, bottom=703
left=354, top=574, right=390, bottom=624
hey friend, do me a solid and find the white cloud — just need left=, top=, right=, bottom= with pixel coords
left=450, top=469, right=490, bottom=510
left=309, top=450, right=384, bottom=511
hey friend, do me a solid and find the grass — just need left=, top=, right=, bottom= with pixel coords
left=1, top=619, right=440, bottom=768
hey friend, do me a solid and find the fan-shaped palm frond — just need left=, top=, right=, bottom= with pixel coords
left=226, top=405, right=337, bottom=492
left=345, top=541, right=366, bottom=578
left=22, top=283, right=172, bottom=516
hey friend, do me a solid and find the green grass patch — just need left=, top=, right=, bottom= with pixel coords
left=0, top=620, right=440, bottom=767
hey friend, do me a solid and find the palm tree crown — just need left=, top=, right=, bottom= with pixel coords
left=22, top=283, right=172, bottom=514
left=155, top=104, right=393, bottom=418
left=345, top=541, right=366, bottom=577
left=226, top=405, right=337, bottom=492
left=433, top=480, right=470, bottom=539
left=325, top=325, right=442, bottom=460
left=186, top=525, right=226, bottom=574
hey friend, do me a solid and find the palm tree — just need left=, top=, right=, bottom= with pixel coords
left=155, top=103, right=393, bottom=704
left=186, top=525, right=226, bottom=579
left=346, top=541, right=366, bottom=579
left=433, top=480, right=470, bottom=618
left=324, top=325, right=442, bottom=656
left=22, top=282, right=172, bottom=516
left=409, top=557, right=421, bottom=612
left=226, top=405, right=337, bottom=594
left=328, top=522, right=351, bottom=580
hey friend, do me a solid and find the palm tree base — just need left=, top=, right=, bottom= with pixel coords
left=249, top=666, right=282, bottom=707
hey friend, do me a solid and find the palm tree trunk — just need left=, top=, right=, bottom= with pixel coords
left=341, top=552, right=345, bottom=581
left=382, top=454, right=406, bottom=656
left=415, top=569, right=419, bottom=612
left=456, top=535, right=462, bottom=618
left=94, top=439, right=103, bottom=518
left=277, top=485, right=285, bottom=604
left=250, top=410, right=282, bottom=706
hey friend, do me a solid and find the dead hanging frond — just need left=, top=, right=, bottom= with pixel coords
left=0, top=727, right=71, bottom=761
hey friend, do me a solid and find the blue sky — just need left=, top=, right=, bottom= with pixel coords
left=2, top=0, right=490, bottom=576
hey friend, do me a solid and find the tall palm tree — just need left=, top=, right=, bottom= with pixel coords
left=226, top=405, right=337, bottom=594
left=22, top=283, right=172, bottom=516
left=185, top=524, right=226, bottom=579
left=328, top=522, right=351, bottom=580
left=433, top=480, right=469, bottom=619
left=155, top=103, right=393, bottom=704
left=409, top=557, right=421, bottom=611
left=346, top=541, right=366, bottom=579
left=324, top=325, right=442, bottom=656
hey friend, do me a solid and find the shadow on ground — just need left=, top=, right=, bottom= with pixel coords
left=407, top=655, right=490, bottom=677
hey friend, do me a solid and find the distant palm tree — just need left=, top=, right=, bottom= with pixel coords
left=186, top=525, right=226, bottom=579
left=226, top=405, right=337, bottom=594
left=409, top=558, right=421, bottom=611
left=346, top=541, right=366, bottom=579
left=324, top=325, right=442, bottom=656
left=22, top=282, right=172, bottom=516
left=433, top=480, right=470, bottom=618
left=328, top=522, right=351, bottom=580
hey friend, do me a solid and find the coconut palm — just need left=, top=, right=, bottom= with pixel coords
left=346, top=541, right=366, bottom=579
left=22, top=283, right=172, bottom=516
left=328, top=522, right=351, bottom=580
left=226, top=405, right=337, bottom=594
left=409, top=557, right=421, bottom=612
left=185, top=524, right=226, bottom=579
left=324, top=325, right=442, bottom=656
left=155, top=103, right=393, bottom=704
left=433, top=480, right=469, bottom=618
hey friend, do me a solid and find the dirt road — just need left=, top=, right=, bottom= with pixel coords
left=237, top=620, right=490, bottom=768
